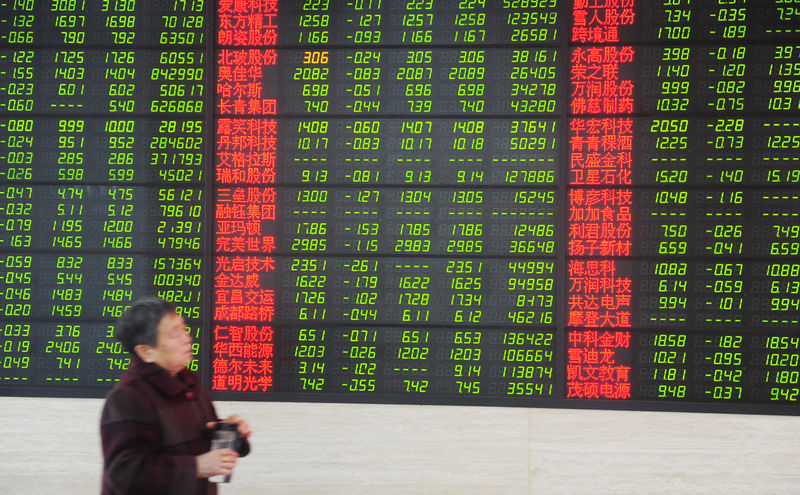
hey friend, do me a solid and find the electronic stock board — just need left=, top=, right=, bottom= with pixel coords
left=2, top=0, right=800, bottom=415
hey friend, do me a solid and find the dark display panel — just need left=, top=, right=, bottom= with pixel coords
left=2, top=0, right=800, bottom=414
left=0, top=0, right=207, bottom=392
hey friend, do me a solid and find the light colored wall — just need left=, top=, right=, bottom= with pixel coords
left=2, top=396, right=799, bottom=494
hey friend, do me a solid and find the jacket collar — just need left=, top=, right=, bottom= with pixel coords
left=124, top=354, right=197, bottom=398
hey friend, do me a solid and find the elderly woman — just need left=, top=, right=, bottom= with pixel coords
left=100, top=297, right=251, bottom=495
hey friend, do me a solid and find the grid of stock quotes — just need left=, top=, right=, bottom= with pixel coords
left=1, top=0, right=800, bottom=414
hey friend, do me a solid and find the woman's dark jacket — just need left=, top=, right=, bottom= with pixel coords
left=100, top=355, right=248, bottom=494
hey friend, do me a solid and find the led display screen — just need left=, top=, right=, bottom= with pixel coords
left=2, top=0, right=800, bottom=414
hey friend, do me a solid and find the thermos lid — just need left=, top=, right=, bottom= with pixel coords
left=216, top=422, right=237, bottom=431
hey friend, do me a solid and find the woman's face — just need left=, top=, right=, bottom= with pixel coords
left=146, top=312, right=193, bottom=376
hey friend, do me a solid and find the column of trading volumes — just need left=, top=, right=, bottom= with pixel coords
left=566, top=2, right=635, bottom=400
left=212, top=0, right=279, bottom=393
left=0, top=0, right=207, bottom=392
left=495, top=14, right=560, bottom=399
left=495, top=19, right=561, bottom=399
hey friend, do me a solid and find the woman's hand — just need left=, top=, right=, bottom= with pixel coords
left=196, top=448, right=239, bottom=479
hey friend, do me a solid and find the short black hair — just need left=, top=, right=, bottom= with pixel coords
left=115, top=297, right=177, bottom=354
